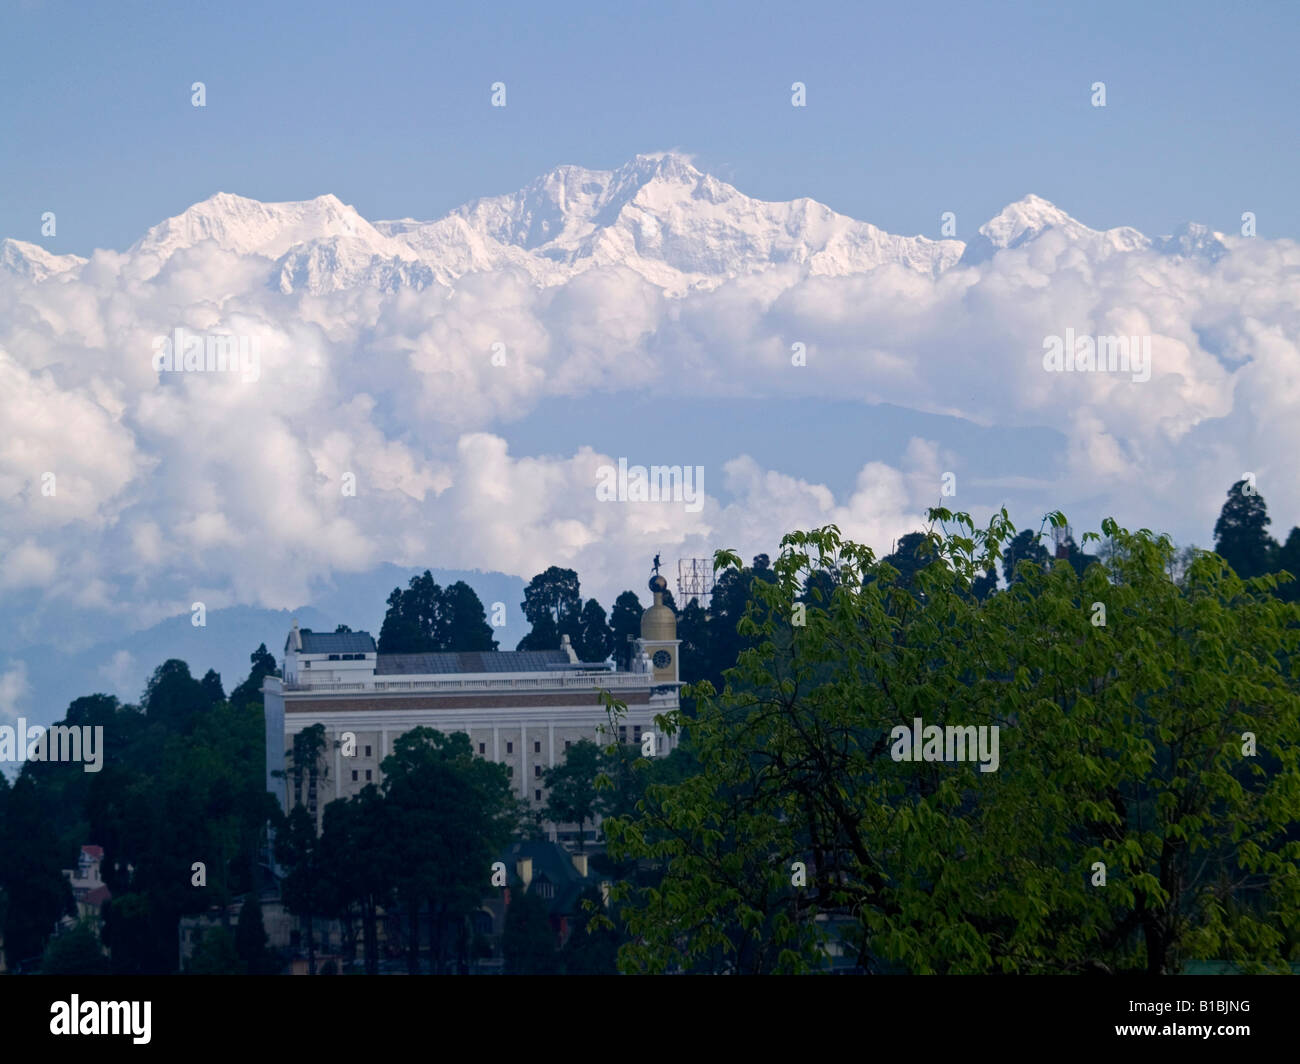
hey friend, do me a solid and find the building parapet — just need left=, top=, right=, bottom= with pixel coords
left=280, top=672, right=653, bottom=695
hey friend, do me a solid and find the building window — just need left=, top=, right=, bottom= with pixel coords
left=365, top=745, right=372, bottom=757
left=365, top=770, right=372, bottom=781
left=534, top=765, right=542, bottom=778
left=634, top=725, right=642, bottom=740
left=506, top=742, right=513, bottom=754
left=303, top=660, right=311, bottom=668
left=535, top=790, right=542, bottom=802
left=619, top=726, right=627, bottom=742
left=534, top=740, right=541, bottom=753
left=328, top=654, right=340, bottom=661
left=479, top=742, right=485, bottom=754
left=352, top=770, right=358, bottom=782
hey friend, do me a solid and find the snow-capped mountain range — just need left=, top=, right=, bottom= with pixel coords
left=0, top=152, right=1230, bottom=296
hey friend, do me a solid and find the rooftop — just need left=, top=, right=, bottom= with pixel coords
left=290, top=629, right=378, bottom=655
left=377, top=650, right=570, bottom=675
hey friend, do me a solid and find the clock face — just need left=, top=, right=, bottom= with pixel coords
left=652, top=650, right=671, bottom=669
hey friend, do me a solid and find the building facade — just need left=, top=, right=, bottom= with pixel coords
left=264, top=574, right=682, bottom=836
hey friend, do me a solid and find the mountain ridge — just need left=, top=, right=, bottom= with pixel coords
left=4, top=154, right=1231, bottom=294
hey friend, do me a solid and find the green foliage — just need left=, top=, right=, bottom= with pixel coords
left=517, top=566, right=583, bottom=651
left=235, top=892, right=276, bottom=974
left=1214, top=479, right=1277, bottom=581
left=40, top=920, right=109, bottom=975
left=187, top=926, right=242, bottom=974
left=1271, top=526, right=1300, bottom=604
left=274, top=803, right=322, bottom=971
left=378, top=727, right=517, bottom=972
left=503, top=885, right=559, bottom=974
left=574, top=598, right=614, bottom=663
left=562, top=886, right=620, bottom=974
left=0, top=774, right=74, bottom=967
left=317, top=786, right=395, bottom=976
left=229, top=643, right=278, bottom=709
left=378, top=572, right=499, bottom=654
left=543, top=740, right=601, bottom=849
left=441, top=581, right=499, bottom=651
left=516, top=609, right=560, bottom=651
left=1002, top=527, right=1051, bottom=586
left=609, top=591, right=644, bottom=670
left=143, top=659, right=207, bottom=732
left=604, top=514, right=1300, bottom=974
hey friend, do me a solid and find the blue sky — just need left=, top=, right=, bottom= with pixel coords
left=3, top=0, right=1298, bottom=252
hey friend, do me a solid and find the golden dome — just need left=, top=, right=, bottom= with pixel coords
left=641, top=574, right=676, bottom=641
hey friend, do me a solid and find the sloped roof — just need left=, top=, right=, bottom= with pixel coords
left=84, top=885, right=112, bottom=908
left=499, top=839, right=593, bottom=916
left=377, top=650, right=569, bottom=675
left=296, top=630, right=377, bottom=654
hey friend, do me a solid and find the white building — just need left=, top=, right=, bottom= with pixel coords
left=263, top=574, right=682, bottom=840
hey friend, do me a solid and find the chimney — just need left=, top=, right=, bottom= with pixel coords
left=571, top=853, right=588, bottom=877
left=559, top=632, right=578, bottom=664
left=516, top=857, right=533, bottom=890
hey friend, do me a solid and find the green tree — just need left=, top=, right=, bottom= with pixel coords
left=677, top=597, right=713, bottom=687
left=503, top=885, right=559, bottom=974
left=544, top=740, right=601, bottom=851
left=187, top=926, right=241, bottom=974
left=516, top=610, right=560, bottom=651
left=380, top=728, right=516, bottom=973
left=562, top=885, right=620, bottom=974
left=235, top=891, right=275, bottom=974
left=275, top=803, right=323, bottom=975
left=142, top=659, right=206, bottom=732
left=441, top=580, right=498, bottom=651
left=879, top=531, right=931, bottom=592
left=574, top=599, right=613, bottom=663
left=1271, top=526, right=1300, bottom=604
left=0, top=774, right=74, bottom=968
left=971, top=565, right=998, bottom=601
left=377, top=571, right=454, bottom=654
left=318, top=787, right=396, bottom=975
left=1214, top=479, right=1278, bottom=581
left=199, top=669, right=225, bottom=705
left=1002, top=527, right=1051, bottom=586
left=609, top=591, right=643, bottom=670
left=603, top=514, right=1300, bottom=975
left=40, top=920, right=110, bottom=975
left=518, top=567, right=582, bottom=650
left=230, top=644, right=278, bottom=709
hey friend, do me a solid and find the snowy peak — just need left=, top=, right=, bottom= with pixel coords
left=978, top=194, right=1078, bottom=249
left=1154, top=222, right=1228, bottom=262
left=0, top=238, right=86, bottom=281
left=447, top=152, right=706, bottom=252
left=129, top=192, right=401, bottom=263
left=961, top=194, right=1151, bottom=264
left=4, top=158, right=1237, bottom=294
left=436, top=151, right=961, bottom=290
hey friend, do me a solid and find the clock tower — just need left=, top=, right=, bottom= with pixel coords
left=637, top=573, right=680, bottom=685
